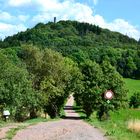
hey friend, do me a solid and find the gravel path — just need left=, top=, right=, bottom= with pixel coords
left=13, top=96, right=107, bottom=140
left=0, top=123, right=22, bottom=140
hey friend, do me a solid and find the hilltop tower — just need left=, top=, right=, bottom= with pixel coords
left=54, top=17, right=56, bottom=23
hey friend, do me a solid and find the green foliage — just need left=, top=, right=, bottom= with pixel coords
left=79, top=60, right=103, bottom=117
left=40, top=49, right=82, bottom=118
left=18, top=45, right=82, bottom=118
left=75, top=60, right=128, bottom=119
left=0, top=20, right=138, bottom=122
left=1, top=20, right=138, bottom=50
left=129, top=92, right=140, bottom=108
left=0, top=52, right=42, bottom=121
left=0, top=20, right=140, bottom=79
left=97, top=61, right=128, bottom=120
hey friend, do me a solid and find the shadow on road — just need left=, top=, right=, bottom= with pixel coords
left=61, top=105, right=86, bottom=120
left=61, top=115, right=86, bottom=120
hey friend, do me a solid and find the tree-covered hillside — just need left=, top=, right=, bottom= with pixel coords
left=0, top=20, right=140, bottom=121
left=0, top=20, right=139, bottom=49
left=0, top=20, right=140, bottom=79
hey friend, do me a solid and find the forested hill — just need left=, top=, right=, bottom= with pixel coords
left=0, top=20, right=139, bottom=49
left=0, top=20, right=140, bottom=121
left=0, top=20, right=140, bottom=79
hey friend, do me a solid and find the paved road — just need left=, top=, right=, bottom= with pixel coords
left=13, top=96, right=107, bottom=140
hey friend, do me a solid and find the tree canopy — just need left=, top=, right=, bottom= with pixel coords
left=0, top=20, right=138, bottom=121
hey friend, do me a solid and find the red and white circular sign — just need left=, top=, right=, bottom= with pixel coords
left=104, top=90, right=114, bottom=100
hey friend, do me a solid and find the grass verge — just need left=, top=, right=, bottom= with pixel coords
left=6, top=125, right=26, bottom=140
left=74, top=104, right=140, bottom=140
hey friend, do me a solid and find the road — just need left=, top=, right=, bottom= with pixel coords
left=13, top=95, right=107, bottom=140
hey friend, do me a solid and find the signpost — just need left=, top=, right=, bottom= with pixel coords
left=3, top=110, right=10, bottom=122
left=104, top=90, right=114, bottom=119
left=104, top=90, right=114, bottom=100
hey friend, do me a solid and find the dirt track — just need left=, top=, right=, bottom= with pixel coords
left=12, top=96, right=107, bottom=140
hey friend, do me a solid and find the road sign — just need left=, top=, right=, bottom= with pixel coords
left=3, top=110, right=10, bottom=122
left=107, top=100, right=110, bottom=104
left=3, top=110, right=10, bottom=116
left=104, top=90, right=114, bottom=100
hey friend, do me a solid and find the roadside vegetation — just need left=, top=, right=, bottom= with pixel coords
left=0, top=21, right=140, bottom=139
left=74, top=104, right=140, bottom=140
left=74, top=78, right=140, bottom=140
left=88, top=109, right=140, bottom=140
left=124, top=78, right=140, bottom=98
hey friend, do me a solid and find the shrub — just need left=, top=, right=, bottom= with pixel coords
left=129, top=92, right=140, bottom=108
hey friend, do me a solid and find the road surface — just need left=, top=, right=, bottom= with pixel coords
left=13, top=95, right=107, bottom=140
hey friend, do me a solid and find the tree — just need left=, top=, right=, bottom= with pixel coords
left=20, top=45, right=82, bottom=118
left=40, top=49, right=82, bottom=118
left=97, top=61, right=128, bottom=120
left=76, top=60, right=128, bottom=120
left=79, top=60, right=103, bottom=118
left=0, top=52, right=40, bottom=121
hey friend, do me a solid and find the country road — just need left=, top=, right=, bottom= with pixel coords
left=13, top=96, right=107, bottom=140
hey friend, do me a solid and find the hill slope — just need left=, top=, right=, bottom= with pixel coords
left=0, top=20, right=140, bottom=79
left=0, top=20, right=139, bottom=49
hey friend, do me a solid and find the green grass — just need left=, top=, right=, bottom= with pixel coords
left=89, top=110, right=140, bottom=140
left=0, top=119, right=15, bottom=128
left=24, top=117, right=48, bottom=124
left=74, top=106, right=140, bottom=140
left=124, top=78, right=140, bottom=98
left=6, top=126, right=26, bottom=140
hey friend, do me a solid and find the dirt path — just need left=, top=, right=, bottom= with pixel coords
left=0, top=123, right=24, bottom=140
left=0, top=125, right=17, bottom=140
left=13, top=96, right=107, bottom=140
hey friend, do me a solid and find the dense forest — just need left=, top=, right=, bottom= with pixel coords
left=0, top=20, right=140, bottom=121
left=1, top=20, right=140, bottom=78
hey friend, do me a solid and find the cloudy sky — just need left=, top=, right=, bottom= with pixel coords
left=0, top=0, right=140, bottom=40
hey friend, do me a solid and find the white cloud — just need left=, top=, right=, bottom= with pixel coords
left=0, top=10, right=29, bottom=23
left=18, top=15, right=30, bottom=22
left=0, top=22, right=26, bottom=39
left=30, top=0, right=140, bottom=40
left=1, top=0, right=139, bottom=40
left=36, top=0, right=64, bottom=11
left=8, top=0, right=32, bottom=7
left=0, top=11, right=13, bottom=21
left=105, top=19, right=140, bottom=40
left=31, top=0, right=94, bottom=24
left=88, top=15, right=140, bottom=40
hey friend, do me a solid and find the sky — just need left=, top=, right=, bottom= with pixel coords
left=0, top=0, right=140, bottom=40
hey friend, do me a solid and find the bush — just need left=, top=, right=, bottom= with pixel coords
left=129, top=92, right=140, bottom=108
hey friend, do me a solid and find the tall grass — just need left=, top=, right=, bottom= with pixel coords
left=87, top=109, right=140, bottom=140
left=74, top=106, right=140, bottom=140
left=128, top=120, right=140, bottom=133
